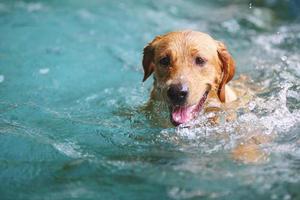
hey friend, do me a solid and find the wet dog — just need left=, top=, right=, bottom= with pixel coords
left=142, top=31, right=237, bottom=126
left=142, top=30, right=269, bottom=163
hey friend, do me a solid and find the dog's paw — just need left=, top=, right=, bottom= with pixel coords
left=231, top=143, right=268, bottom=164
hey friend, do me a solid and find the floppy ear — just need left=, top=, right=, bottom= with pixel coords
left=217, top=41, right=235, bottom=102
left=142, top=36, right=161, bottom=82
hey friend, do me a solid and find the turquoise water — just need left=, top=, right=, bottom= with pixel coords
left=0, top=0, right=300, bottom=199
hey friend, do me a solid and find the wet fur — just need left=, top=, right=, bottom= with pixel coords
left=142, top=30, right=269, bottom=163
left=143, top=31, right=237, bottom=106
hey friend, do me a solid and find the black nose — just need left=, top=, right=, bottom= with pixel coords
left=167, top=84, right=188, bottom=105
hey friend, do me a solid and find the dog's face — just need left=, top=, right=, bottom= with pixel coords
left=143, top=31, right=235, bottom=126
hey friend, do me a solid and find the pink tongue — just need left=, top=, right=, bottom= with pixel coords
left=171, top=106, right=194, bottom=125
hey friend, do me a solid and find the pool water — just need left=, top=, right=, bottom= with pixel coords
left=0, top=0, right=300, bottom=199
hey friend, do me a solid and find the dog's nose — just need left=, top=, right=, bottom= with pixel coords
left=167, top=84, right=188, bottom=105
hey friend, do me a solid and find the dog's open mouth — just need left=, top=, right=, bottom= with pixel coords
left=170, top=90, right=209, bottom=126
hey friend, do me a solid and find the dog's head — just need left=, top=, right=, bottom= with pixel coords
left=142, top=31, right=235, bottom=126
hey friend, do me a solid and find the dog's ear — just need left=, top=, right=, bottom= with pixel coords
left=216, top=41, right=235, bottom=102
left=142, top=36, right=161, bottom=82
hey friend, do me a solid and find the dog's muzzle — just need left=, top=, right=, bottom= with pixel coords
left=167, top=83, right=188, bottom=106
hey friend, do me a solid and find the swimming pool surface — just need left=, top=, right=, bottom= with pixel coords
left=0, top=0, right=300, bottom=199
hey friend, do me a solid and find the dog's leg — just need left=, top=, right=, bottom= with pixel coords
left=231, top=134, right=272, bottom=163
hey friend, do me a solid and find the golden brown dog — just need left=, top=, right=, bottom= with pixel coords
left=142, top=30, right=269, bottom=163
left=143, top=30, right=237, bottom=126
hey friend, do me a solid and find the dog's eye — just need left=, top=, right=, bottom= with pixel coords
left=159, top=56, right=170, bottom=66
left=195, top=57, right=206, bottom=66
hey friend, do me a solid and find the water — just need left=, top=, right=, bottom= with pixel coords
left=0, top=0, right=300, bottom=199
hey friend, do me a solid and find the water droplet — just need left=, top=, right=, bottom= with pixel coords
left=249, top=2, right=252, bottom=9
left=281, top=56, right=287, bottom=62
left=248, top=101, right=256, bottom=111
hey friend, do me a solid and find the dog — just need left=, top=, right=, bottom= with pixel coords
left=142, top=30, right=269, bottom=163
left=142, top=30, right=237, bottom=125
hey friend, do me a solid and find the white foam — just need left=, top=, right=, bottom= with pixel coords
left=53, top=142, right=82, bottom=158
left=162, top=81, right=300, bottom=157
